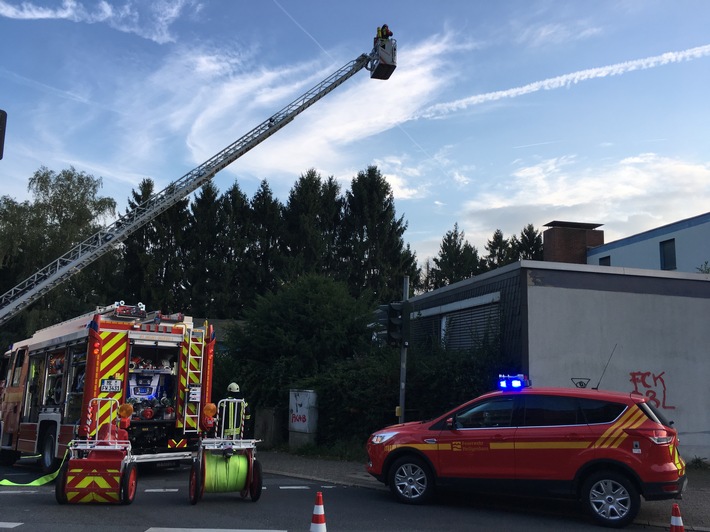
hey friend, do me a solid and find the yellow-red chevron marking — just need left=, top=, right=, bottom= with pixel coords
left=100, top=334, right=126, bottom=375
left=593, top=406, right=646, bottom=449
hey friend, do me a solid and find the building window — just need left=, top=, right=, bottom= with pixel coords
left=598, top=256, right=611, bottom=266
left=659, top=239, right=676, bottom=270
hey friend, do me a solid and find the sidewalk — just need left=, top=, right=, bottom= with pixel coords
left=258, top=450, right=710, bottom=530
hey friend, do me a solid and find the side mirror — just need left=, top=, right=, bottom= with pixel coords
left=445, top=416, right=456, bottom=430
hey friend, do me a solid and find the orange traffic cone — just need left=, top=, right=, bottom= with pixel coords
left=310, top=491, right=327, bottom=532
left=670, top=503, right=684, bottom=532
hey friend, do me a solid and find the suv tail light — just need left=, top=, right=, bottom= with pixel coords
left=625, top=427, right=674, bottom=445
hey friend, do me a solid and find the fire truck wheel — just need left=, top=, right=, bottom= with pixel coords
left=40, top=430, right=60, bottom=474
left=120, top=463, right=138, bottom=505
left=249, top=459, right=263, bottom=502
left=388, top=455, right=434, bottom=505
left=54, top=460, right=69, bottom=504
left=189, top=459, right=202, bottom=505
left=581, top=470, right=640, bottom=528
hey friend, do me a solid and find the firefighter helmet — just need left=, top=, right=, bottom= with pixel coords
left=227, top=382, right=240, bottom=393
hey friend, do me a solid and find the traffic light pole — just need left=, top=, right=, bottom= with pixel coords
left=398, top=275, right=409, bottom=424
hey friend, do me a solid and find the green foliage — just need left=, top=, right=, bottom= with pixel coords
left=485, top=229, right=515, bottom=269
left=2, top=164, right=530, bottom=453
left=340, top=165, right=419, bottom=302
left=300, top=348, right=400, bottom=445
left=511, top=223, right=544, bottom=261
left=0, top=166, right=118, bottom=339
left=405, top=341, right=503, bottom=421
left=293, top=338, right=507, bottom=446
left=430, top=222, right=482, bottom=288
left=226, top=274, right=373, bottom=411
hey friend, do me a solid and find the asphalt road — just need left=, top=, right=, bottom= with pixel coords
left=0, top=459, right=701, bottom=531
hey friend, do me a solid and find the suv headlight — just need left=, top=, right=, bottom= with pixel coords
left=371, top=431, right=398, bottom=444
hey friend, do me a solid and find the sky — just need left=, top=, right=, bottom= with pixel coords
left=1, top=1, right=710, bottom=266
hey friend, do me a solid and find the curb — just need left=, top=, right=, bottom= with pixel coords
left=261, top=465, right=386, bottom=490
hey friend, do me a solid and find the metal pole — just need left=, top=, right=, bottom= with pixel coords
left=398, top=276, right=409, bottom=424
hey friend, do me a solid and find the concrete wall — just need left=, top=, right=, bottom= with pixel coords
left=526, top=275, right=710, bottom=460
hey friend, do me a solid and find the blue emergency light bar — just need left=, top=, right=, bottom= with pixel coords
left=498, top=374, right=530, bottom=390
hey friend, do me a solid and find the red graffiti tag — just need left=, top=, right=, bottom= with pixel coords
left=629, top=371, right=675, bottom=409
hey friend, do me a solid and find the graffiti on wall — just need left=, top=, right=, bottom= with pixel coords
left=629, top=371, right=675, bottom=409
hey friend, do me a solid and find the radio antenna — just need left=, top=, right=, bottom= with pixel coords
left=593, top=344, right=617, bottom=390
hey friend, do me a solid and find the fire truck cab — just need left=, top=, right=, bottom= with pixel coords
left=0, top=302, right=215, bottom=472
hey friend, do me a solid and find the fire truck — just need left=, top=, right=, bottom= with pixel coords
left=0, top=302, right=214, bottom=471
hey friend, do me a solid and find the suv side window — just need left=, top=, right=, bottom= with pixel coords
left=455, top=397, right=515, bottom=429
left=578, top=398, right=626, bottom=424
left=523, top=394, right=580, bottom=426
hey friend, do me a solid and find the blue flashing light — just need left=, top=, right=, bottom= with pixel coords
left=498, top=374, right=530, bottom=390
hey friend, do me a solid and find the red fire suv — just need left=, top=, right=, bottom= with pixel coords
left=366, top=376, right=686, bottom=528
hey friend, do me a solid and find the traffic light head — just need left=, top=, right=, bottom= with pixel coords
left=387, top=301, right=403, bottom=347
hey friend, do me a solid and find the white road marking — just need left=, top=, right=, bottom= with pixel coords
left=146, top=529, right=287, bottom=532
left=0, top=523, right=22, bottom=529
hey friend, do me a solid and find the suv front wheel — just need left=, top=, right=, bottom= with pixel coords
left=581, top=470, right=640, bottom=528
left=388, top=455, right=434, bottom=505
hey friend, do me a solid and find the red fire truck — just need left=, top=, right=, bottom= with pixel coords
left=0, top=302, right=215, bottom=472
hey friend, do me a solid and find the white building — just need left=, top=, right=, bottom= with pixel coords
left=586, top=212, right=710, bottom=272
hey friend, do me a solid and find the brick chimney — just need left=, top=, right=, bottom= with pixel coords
left=543, top=221, right=604, bottom=264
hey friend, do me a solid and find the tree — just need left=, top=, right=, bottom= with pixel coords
left=153, top=193, right=191, bottom=312
left=186, top=182, right=222, bottom=317
left=215, top=181, right=252, bottom=318
left=281, top=169, right=344, bottom=278
left=122, top=178, right=156, bottom=305
left=229, top=274, right=372, bottom=409
left=121, top=178, right=190, bottom=312
left=510, top=223, right=543, bottom=261
left=0, top=166, right=117, bottom=336
left=431, top=223, right=481, bottom=288
left=246, top=180, right=284, bottom=297
left=485, top=229, right=515, bottom=270
left=339, top=165, right=418, bottom=302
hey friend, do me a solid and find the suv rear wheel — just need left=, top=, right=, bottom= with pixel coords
left=388, top=455, right=434, bottom=505
left=581, top=470, right=640, bottom=528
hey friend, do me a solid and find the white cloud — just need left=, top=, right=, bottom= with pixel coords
left=516, top=21, right=602, bottom=47
left=450, top=153, right=710, bottom=255
left=180, top=33, right=457, bottom=190
left=0, top=0, right=196, bottom=44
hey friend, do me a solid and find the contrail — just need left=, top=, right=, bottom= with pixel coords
left=420, top=44, right=710, bottom=119
left=272, top=0, right=335, bottom=61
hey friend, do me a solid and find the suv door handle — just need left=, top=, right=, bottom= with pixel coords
left=424, top=438, right=437, bottom=444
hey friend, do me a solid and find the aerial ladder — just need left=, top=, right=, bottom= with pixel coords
left=0, top=35, right=397, bottom=326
